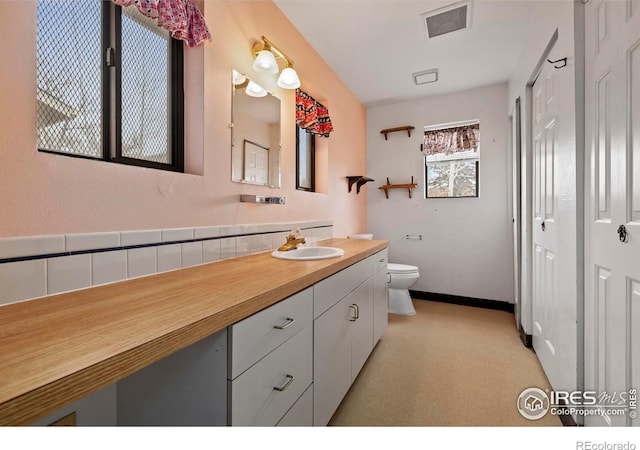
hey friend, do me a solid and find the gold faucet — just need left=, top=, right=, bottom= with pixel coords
left=278, top=229, right=306, bottom=251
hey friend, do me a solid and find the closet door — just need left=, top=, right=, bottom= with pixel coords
left=531, top=43, right=577, bottom=390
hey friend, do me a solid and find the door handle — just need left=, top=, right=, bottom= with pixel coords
left=617, top=224, right=629, bottom=243
left=541, top=221, right=546, bottom=232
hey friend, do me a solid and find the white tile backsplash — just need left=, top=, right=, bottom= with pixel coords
left=157, top=245, right=182, bottom=273
left=120, top=230, right=162, bottom=247
left=0, top=259, right=46, bottom=305
left=0, top=221, right=332, bottom=305
left=47, top=254, right=92, bottom=295
left=218, top=225, right=240, bottom=237
left=181, top=241, right=203, bottom=267
left=92, top=251, right=127, bottom=286
left=0, top=235, right=65, bottom=260
left=66, top=232, right=120, bottom=252
left=202, top=240, right=221, bottom=263
left=260, top=234, right=272, bottom=252
left=194, top=226, right=221, bottom=240
left=220, top=238, right=236, bottom=260
left=236, top=235, right=261, bottom=257
left=127, top=247, right=157, bottom=279
left=161, top=228, right=194, bottom=243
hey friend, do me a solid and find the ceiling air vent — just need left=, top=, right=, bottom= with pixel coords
left=421, top=2, right=472, bottom=39
left=413, top=69, right=438, bottom=85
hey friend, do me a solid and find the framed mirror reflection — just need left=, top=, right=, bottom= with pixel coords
left=231, top=70, right=281, bottom=188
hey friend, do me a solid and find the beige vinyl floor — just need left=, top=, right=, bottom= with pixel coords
left=329, top=299, right=562, bottom=426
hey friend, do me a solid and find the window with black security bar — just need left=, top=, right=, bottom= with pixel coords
left=36, top=1, right=184, bottom=172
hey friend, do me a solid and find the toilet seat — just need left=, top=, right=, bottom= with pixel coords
left=388, top=263, right=419, bottom=274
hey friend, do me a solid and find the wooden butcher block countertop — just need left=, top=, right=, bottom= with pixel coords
left=0, top=238, right=387, bottom=425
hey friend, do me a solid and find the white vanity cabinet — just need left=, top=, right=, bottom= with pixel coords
left=312, top=250, right=387, bottom=426
left=227, top=287, right=314, bottom=426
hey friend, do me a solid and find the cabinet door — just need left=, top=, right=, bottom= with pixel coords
left=350, top=279, right=373, bottom=381
left=313, top=295, right=352, bottom=426
left=373, top=265, right=388, bottom=344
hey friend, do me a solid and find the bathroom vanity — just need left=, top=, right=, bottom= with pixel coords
left=0, top=238, right=387, bottom=426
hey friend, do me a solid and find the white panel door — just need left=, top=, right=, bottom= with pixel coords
left=531, top=59, right=562, bottom=390
left=244, top=142, right=269, bottom=185
left=585, top=0, right=640, bottom=427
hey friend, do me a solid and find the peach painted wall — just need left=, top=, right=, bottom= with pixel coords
left=0, top=1, right=367, bottom=238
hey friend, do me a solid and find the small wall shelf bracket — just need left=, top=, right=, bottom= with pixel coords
left=378, top=176, right=418, bottom=199
left=347, top=176, right=374, bottom=194
left=380, top=126, right=415, bottom=140
left=547, top=57, right=567, bottom=69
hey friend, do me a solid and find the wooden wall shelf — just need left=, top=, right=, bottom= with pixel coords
left=378, top=177, right=418, bottom=199
left=380, top=126, right=415, bottom=140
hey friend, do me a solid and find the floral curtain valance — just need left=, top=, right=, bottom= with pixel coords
left=422, top=123, right=479, bottom=157
left=296, top=89, right=334, bottom=138
left=113, top=0, right=211, bottom=47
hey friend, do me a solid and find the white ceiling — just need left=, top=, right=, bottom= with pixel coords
left=274, top=0, right=537, bottom=107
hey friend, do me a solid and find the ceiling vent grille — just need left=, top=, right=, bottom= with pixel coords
left=422, top=2, right=471, bottom=39
left=413, top=69, right=438, bottom=85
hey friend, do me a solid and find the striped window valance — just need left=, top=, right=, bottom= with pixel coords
left=113, top=0, right=211, bottom=47
left=296, top=89, right=333, bottom=138
left=422, top=123, right=479, bottom=158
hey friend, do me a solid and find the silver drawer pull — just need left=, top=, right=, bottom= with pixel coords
left=274, top=374, right=295, bottom=392
left=273, top=317, right=295, bottom=330
left=349, top=304, right=359, bottom=322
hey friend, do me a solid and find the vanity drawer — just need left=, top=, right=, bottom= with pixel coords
left=276, top=384, right=313, bottom=427
left=228, top=287, right=313, bottom=379
left=314, top=256, right=373, bottom=319
left=228, top=324, right=313, bottom=426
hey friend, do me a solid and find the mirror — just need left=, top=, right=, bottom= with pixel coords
left=231, top=71, right=281, bottom=188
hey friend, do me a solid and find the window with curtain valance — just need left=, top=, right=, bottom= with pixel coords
left=113, top=0, right=211, bottom=47
left=295, top=89, right=333, bottom=138
left=422, top=121, right=480, bottom=198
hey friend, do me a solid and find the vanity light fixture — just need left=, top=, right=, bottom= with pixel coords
left=252, top=35, right=301, bottom=89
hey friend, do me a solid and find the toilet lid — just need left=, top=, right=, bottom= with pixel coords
left=388, top=263, right=419, bottom=274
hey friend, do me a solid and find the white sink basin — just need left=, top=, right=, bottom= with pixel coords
left=271, top=246, right=345, bottom=261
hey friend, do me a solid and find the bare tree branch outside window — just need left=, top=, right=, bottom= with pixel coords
left=423, top=122, right=479, bottom=198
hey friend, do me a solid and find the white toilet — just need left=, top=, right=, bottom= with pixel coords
left=350, top=234, right=419, bottom=315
